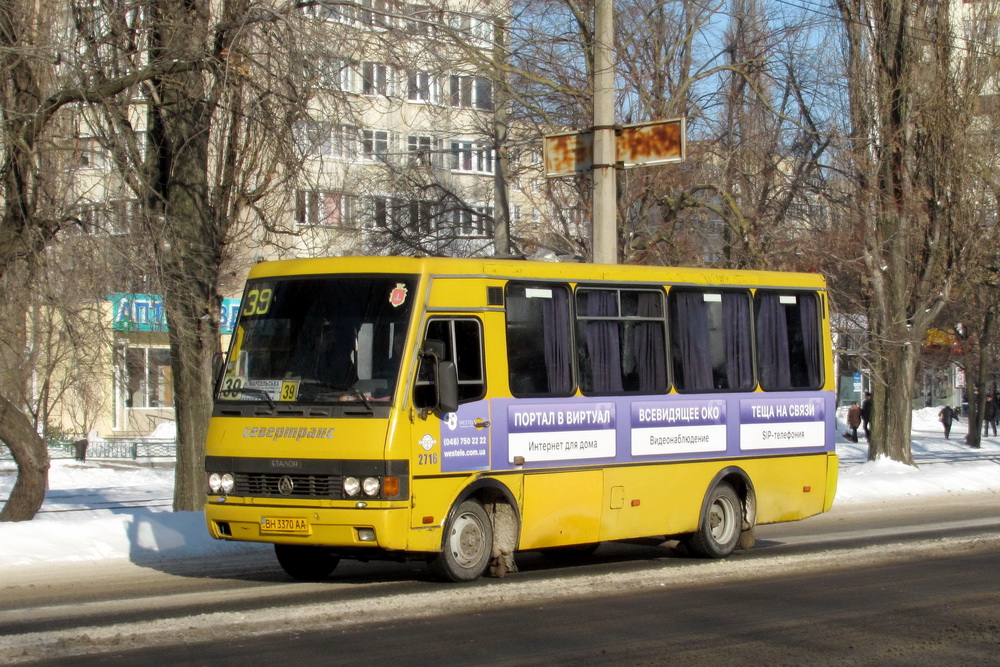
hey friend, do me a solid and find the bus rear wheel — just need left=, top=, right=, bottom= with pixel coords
left=274, top=544, right=340, bottom=581
left=685, top=482, right=742, bottom=559
left=429, top=499, right=493, bottom=582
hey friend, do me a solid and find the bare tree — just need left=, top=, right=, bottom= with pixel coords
left=503, top=0, right=837, bottom=269
left=0, top=0, right=306, bottom=515
left=834, top=0, right=994, bottom=463
left=1, top=0, right=67, bottom=520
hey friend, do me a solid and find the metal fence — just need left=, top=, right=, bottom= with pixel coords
left=0, top=439, right=176, bottom=461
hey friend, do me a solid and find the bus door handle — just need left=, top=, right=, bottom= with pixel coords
left=474, top=418, right=491, bottom=429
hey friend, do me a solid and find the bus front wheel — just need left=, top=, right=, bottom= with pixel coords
left=685, top=482, right=742, bottom=559
left=274, top=543, right=340, bottom=581
left=429, top=499, right=493, bottom=582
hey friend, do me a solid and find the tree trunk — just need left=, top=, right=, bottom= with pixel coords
left=148, top=0, right=219, bottom=512
left=867, top=343, right=916, bottom=465
left=966, top=309, right=994, bottom=449
left=0, top=395, right=48, bottom=521
left=166, top=287, right=217, bottom=511
left=0, top=2, right=49, bottom=521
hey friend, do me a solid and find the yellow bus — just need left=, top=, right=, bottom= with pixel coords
left=205, top=256, right=838, bottom=581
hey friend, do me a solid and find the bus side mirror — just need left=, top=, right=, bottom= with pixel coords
left=212, top=352, right=226, bottom=389
left=422, top=339, right=446, bottom=360
left=437, top=360, right=458, bottom=414
left=416, top=340, right=458, bottom=416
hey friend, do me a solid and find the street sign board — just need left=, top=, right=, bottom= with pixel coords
left=543, top=118, right=685, bottom=177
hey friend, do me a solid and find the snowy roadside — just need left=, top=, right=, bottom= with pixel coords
left=1, top=407, right=998, bottom=569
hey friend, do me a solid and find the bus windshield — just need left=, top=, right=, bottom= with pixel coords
left=218, top=275, right=417, bottom=406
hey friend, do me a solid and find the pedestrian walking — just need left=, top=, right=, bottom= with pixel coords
left=846, top=401, right=862, bottom=442
left=993, top=394, right=1000, bottom=434
left=939, top=405, right=958, bottom=440
left=985, top=396, right=998, bottom=437
left=860, top=392, right=873, bottom=440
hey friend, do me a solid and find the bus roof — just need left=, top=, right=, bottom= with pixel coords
left=247, top=256, right=827, bottom=290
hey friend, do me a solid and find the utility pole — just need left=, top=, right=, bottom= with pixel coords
left=591, top=0, right=617, bottom=265
left=492, top=15, right=511, bottom=257
left=542, top=2, right=682, bottom=264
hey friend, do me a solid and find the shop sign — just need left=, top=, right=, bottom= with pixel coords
left=111, top=294, right=242, bottom=333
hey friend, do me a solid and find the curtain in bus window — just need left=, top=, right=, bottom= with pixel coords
left=756, top=293, right=792, bottom=388
left=542, top=288, right=572, bottom=394
left=584, top=290, right=624, bottom=393
left=800, top=295, right=820, bottom=386
left=722, top=292, right=753, bottom=389
left=634, top=291, right=666, bottom=392
left=671, top=291, right=713, bottom=390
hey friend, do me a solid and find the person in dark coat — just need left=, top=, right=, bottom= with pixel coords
left=993, top=394, right=1000, bottom=432
left=846, top=401, right=862, bottom=442
left=860, top=392, right=873, bottom=440
left=985, top=395, right=998, bottom=437
left=939, top=405, right=957, bottom=440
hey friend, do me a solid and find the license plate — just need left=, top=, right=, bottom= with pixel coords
left=260, top=517, right=310, bottom=534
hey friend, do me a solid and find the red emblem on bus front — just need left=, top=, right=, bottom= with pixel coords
left=389, top=283, right=408, bottom=307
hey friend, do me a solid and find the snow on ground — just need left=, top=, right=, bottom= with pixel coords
left=1, top=407, right=998, bottom=569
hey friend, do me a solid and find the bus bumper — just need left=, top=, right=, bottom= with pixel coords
left=205, top=501, right=412, bottom=551
left=824, top=452, right=839, bottom=512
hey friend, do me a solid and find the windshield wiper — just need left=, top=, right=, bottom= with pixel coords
left=298, top=381, right=374, bottom=412
left=347, top=388, right=374, bottom=412
left=229, top=387, right=275, bottom=409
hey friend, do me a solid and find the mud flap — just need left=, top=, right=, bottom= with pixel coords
left=487, top=502, right=519, bottom=577
left=738, top=526, right=756, bottom=550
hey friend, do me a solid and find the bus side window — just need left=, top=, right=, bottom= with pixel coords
left=669, top=289, right=753, bottom=392
left=755, top=291, right=821, bottom=390
left=576, top=287, right=666, bottom=395
left=505, top=283, right=573, bottom=396
left=415, top=318, right=485, bottom=405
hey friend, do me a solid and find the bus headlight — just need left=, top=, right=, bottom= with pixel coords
left=208, top=472, right=235, bottom=495
left=363, top=477, right=380, bottom=497
left=344, top=476, right=361, bottom=497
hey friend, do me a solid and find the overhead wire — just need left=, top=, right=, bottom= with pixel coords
left=769, top=0, right=1000, bottom=58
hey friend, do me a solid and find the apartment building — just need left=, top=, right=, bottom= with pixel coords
left=43, top=0, right=515, bottom=439
left=266, top=0, right=506, bottom=260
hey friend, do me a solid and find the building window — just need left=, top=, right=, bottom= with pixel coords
left=359, top=0, right=395, bottom=27
left=452, top=205, right=492, bottom=237
left=333, top=124, right=359, bottom=159
left=450, top=141, right=494, bottom=174
left=404, top=3, right=436, bottom=36
left=75, top=137, right=109, bottom=170
left=447, top=12, right=493, bottom=47
left=293, top=118, right=333, bottom=157
left=408, top=71, right=439, bottom=103
left=76, top=199, right=141, bottom=236
left=362, top=61, right=393, bottom=96
left=363, top=129, right=393, bottom=160
left=410, top=200, right=435, bottom=234
left=407, top=134, right=439, bottom=166
left=330, top=59, right=358, bottom=92
left=301, top=2, right=354, bottom=23
left=370, top=195, right=407, bottom=229
left=118, top=345, right=173, bottom=409
left=296, top=190, right=356, bottom=227
left=303, top=59, right=357, bottom=92
left=449, top=74, right=493, bottom=110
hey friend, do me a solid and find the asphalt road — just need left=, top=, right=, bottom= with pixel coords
left=2, top=493, right=998, bottom=665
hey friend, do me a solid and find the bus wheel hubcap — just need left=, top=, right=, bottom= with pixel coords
left=451, top=514, right=485, bottom=566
